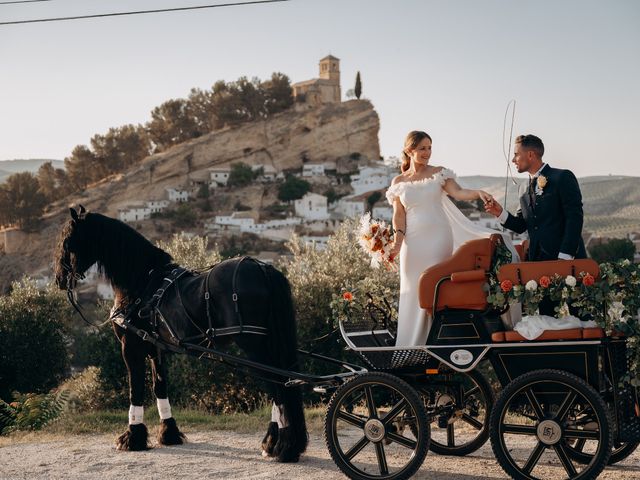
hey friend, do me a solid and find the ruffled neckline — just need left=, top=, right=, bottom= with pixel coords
left=389, top=168, right=455, bottom=189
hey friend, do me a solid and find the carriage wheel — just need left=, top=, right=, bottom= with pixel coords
left=324, top=372, right=430, bottom=480
left=565, top=438, right=639, bottom=465
left=489, top=369, right=612, bottom=480
left=412, top=369, right=493, bottom=456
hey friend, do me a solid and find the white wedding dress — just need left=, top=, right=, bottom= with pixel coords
left=386, top=168, right=519, bottom=346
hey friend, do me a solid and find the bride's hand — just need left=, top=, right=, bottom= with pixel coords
left=388, top=241, right=402, bottom=262
left=477, top=190, right=493, bottom=204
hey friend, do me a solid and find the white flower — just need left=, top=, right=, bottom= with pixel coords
left=565, top=275, right=577, bottom=287
left=525, top=280, right=538, bottom=291
left=622, top=259, right=631, bottom=266
left=558, top=303, right=571, bottom=318
left=607, top=301, right=625, bottom=321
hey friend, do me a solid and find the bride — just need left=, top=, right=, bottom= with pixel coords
left=386, top=130, right=518, bottom=346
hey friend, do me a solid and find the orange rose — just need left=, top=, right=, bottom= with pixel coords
left=343, top=292, right=354, bottom=302
left=539, top=275, right=551, bottom=288
left=372, top=239, right=383, bottom=252
left=500, top=280, right=513, bottom=292
left=582, top=273, right=595, bottom=287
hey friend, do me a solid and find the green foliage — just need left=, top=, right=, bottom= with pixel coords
left=354, top=71, right=362, bottom=99
left=37, top=161, right=71, bottom=203
left=589, top=238, right=636, bottom=263
left=283, top=219, right=399, bottom=347
left=197, top=183, right=210, bottom=199
left=0, top=172, right=48, bottom=229
left=156, top=233, right=222, bottom=271
left=227, top=162, right=255, bottom=187
left=277, top=175, right=311, bottom=202
left=0, top=279, right=71, bottom=401
left=0, top=390, right=70, bottom=435
left=366, top=191, right=382, bottom=211
left=166, top=203, right=197, bottom=229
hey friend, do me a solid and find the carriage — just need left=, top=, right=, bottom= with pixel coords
left=327, top=234, right=640, bottom=480
left=56, top=209, right=639, bottom=480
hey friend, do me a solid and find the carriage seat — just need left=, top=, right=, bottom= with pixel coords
left=418, top=234, right=503, bottom=316
left=491, top=327, right=605, bottom=342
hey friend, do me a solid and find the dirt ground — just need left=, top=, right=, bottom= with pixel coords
left=0, top=429, right=638, bottom=480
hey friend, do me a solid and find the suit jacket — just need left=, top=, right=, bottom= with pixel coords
left=503, top=164, right=587, bottom=261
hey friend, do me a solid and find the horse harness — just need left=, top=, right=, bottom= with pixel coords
left=111, top=257, right=269, bottom=351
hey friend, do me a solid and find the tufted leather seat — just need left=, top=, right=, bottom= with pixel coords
left=491, top=327, right=605, bottom=342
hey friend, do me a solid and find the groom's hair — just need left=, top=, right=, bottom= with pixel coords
left=515, top=134, right=544, bottom=157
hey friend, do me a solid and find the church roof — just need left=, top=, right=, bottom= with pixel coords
left=320, top=54, right=340, bottom=61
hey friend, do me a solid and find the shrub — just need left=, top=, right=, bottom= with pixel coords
left=0, top=280, right=71, bottom=401
left=277, top=175, right=310, bottom=202
left=156, top=233, right=222, bottom=270
left=0, top=390, right=70, bottom=434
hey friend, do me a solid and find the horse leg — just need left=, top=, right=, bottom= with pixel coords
left=150, top=353, right=186, bottom=446
left=271, top=383, right=307, bottom=463
left=115, top=335, right=150, bottom=451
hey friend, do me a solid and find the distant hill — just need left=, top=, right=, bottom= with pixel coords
left=0, top=159, right=64, bottom=183
left=458, top=175, right=640, bottom=237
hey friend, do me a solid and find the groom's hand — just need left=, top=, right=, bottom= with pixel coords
left=484, top=198, right=503, bottom=217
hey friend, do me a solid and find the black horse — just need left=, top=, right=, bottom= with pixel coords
left=54, top=206, right=307, bottom=462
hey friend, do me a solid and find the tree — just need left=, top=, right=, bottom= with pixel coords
left=147, top=98, right=200, bottom=152
left=262, top=72, right=293, bottom=114
left=354, top=71, right=362, bottom=99
left=91, top=125, right=150, bottom=174
left=227, top=162, right=254, bottom=188
left=366, top=191, right=382, bottom=212
left=277, top=175, right=311, bottom=202
left=589, top=238, right=636, bottom=263
left=64, top=145, right=98, bottom=189
left=0, top=172, right=47, bottom=229
left=36, top=162, right=58, bottom=203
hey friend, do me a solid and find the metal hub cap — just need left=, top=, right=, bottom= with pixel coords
left=435, top=393, right=454, bottom=407
left=364, top=419, right=386, bottom=443
left=536, top=420, right=562, bottom=445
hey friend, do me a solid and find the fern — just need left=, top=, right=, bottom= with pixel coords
left=0, top=390, right=70, bottom=435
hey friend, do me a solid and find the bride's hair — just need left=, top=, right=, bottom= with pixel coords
left=401, top=131, right=432, bottom=172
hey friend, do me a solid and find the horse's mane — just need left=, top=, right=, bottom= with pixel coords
left=70, top=212, right=172, bottom=295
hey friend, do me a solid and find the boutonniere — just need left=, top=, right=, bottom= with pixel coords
left=535, top=175, right=547, bottom=196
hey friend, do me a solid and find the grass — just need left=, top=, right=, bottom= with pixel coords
left=0, top=404, right=327, bottom=445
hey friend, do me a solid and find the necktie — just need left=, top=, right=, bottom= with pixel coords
left=529, top=176, right=536, bottom=208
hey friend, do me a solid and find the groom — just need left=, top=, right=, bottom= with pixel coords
left=485, top=133, right=586, bottom=262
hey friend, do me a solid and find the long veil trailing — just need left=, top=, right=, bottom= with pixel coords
left=440, top=192, right=522, bottom=329
left=440, top=192, right=520, bottom=261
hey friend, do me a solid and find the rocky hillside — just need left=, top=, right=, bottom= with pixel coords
left=0, top=100, right=380, bottom=291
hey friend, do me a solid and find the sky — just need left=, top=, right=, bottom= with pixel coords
left=1, top=0, right=639, bottom=177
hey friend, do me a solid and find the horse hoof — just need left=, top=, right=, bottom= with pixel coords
left=157, top=418, right=186, bottom=446
left=261, top=421, right=279, bottom=457
left=273, top=427, right=303, bottom=463
left=116, top=423, right=150, bottom=451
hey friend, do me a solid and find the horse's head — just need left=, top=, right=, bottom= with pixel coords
left=54, top=205, right=96, bottom=290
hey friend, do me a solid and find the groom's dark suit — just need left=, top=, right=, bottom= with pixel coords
left=502, top=164, right=586, bottom=261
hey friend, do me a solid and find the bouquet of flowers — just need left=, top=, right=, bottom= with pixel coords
left=357, top=212, right=397, bottom=270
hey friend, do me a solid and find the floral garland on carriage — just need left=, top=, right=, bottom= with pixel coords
left=486, top=256, right=640, bottom=386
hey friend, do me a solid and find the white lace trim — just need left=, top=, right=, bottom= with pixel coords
left=385, top=167, right=456, bottom=205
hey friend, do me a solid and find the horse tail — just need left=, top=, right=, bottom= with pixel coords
left=265, top=266, right=308, bottom=462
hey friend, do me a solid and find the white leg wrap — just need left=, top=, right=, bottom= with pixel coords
left=129, top=405, right=144, bottom=425
left=271, top=403, right=288, bottom=429
left=157, top=398, right=172, bottom=420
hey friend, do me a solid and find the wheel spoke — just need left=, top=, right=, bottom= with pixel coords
left=554, top=391, right=578, bottom=422
left=345, top=435, right=370, bottom=460
left=554, top=444, right=578, bottom=477
left=464, top=385, right=480, bottom=399
left=461, top=413, right=483, bottom=430
left=564, top=428, right=600, bottom=440
left=502, top=424, right=537, bottom=435
left=386, top=431, right=417, bottom=450
left=525, top=388, right=546, bottom=420
left=364, top=386, right=377, bottom=419
left=573, top=438, right=587, bottom=451
left=447, top=423, right=455, bottom=447
left=374, top=441, right=389, bottom=475
left=336, top=410, right=366, bottom=429
left=523, top=442, right=546, bottom=474
left=382, top=399, right=408, bottom=426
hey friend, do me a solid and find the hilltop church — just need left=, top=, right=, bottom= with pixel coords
left=292, top=55, right=342, bottom=106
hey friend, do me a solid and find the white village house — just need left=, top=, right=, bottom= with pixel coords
left=302, top=163, right=326, bottom=177
left=209, top=167, right=231, bottom=187
left=350, top=164, right=394, bottom=196
left=118, top=199, right=170, bottom=222
left=166, top=188, right=189, bottom=203
left=294, top=192, right=330, bottom=220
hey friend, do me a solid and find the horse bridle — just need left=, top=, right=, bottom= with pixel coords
left=61, top=241, right=107, bottom=329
